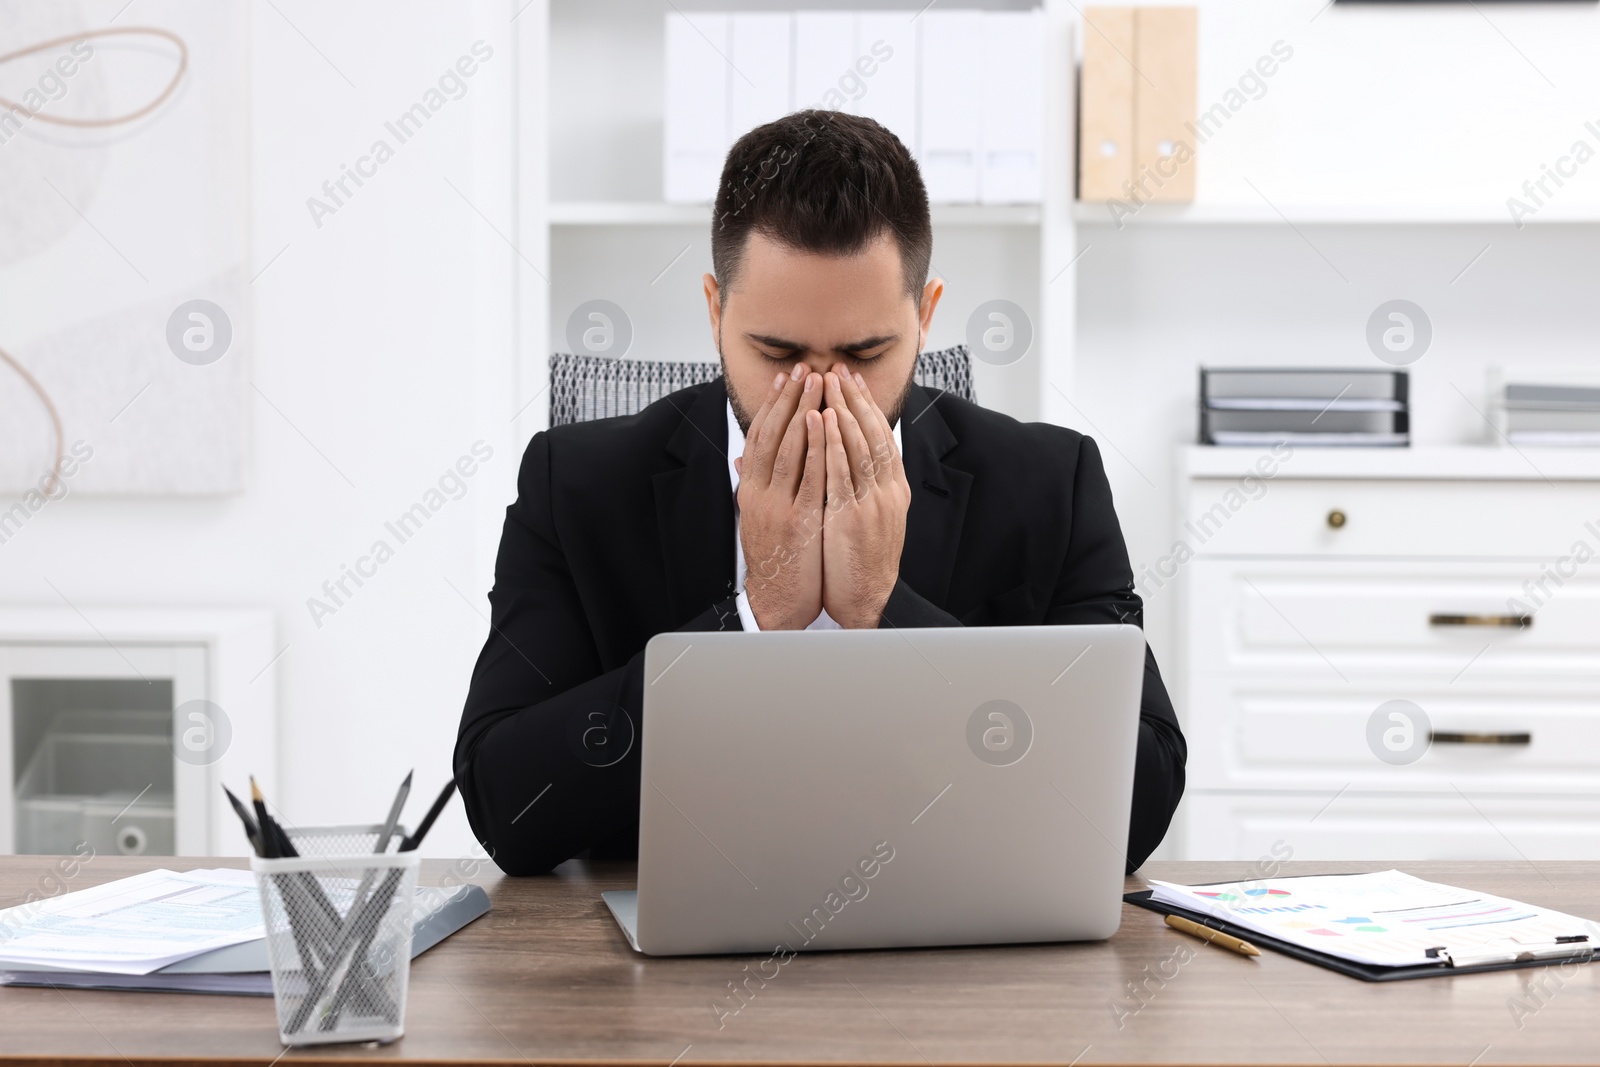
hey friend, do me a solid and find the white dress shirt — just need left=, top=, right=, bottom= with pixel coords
left=728, top=400, right=903, bottom=631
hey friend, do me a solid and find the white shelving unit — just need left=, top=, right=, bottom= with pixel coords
left=515, top=0, right=1079, bottom=435
left=507, top=0, right=1600, bottom=863
left=1074, top=202, right=1600, bottom=226
left=550, top=201, right=1046, bottom=227
left=1181, top=445, right=1600, bottom=482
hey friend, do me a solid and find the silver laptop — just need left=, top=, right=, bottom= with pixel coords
left=603, top=623, right=1146, bottom=956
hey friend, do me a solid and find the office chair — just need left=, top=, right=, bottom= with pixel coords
left=549, top=345, right=977, bottom=427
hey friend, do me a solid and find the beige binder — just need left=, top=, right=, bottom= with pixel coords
left=1078, top=6, right=1196, bottom=204
left=1079, top=7, right=1136, bottom=201
left=1133, top=6, right=1196, bottom=203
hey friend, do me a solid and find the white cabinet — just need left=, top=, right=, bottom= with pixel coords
left=0, top=645, right=207, bottom=856
left=1174, top=447, right=1600, bottom=859
left=1189, top=561, right=1600, bottom=676
left=0, top=608, right=276, bottom=857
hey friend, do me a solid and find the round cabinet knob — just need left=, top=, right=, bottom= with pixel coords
left=117, top=825, right=148, bottom=855
left=1326, top=509, right=1346, bottom=529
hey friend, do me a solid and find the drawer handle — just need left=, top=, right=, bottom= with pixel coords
left=1428, top=613, right=1532, bottom=629
left=1428, top=731, right=1532, bottom=746
left=1326, top=509, right=1346, bottom=529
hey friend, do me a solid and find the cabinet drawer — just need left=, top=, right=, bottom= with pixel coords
left=1180, top=792, right=1600, bottom=861
left=1182, top=478, right=1600, bottom=558
left=1183, top=675, right=1600, bottom=793
left=1187, top=560, right=1600, bottom=675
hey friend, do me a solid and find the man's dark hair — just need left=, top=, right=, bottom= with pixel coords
left=711, top=110, right=931, bottom=302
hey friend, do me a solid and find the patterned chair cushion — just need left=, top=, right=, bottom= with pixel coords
left=549, top=345, right=975, bottom=427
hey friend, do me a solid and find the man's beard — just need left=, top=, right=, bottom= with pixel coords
left=719, top=341, right=914, bottom=437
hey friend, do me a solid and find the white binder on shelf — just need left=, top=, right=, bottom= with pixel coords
left=918, top=9, right=982, bottom=202
left=854, top=12, right=918, bottom=155
left=664, top=9, right=1043, bottom=205
left=729, top=13, right=792, bottom=140
left=978, top=10, right=1043, bottom=204
left=793, top=11, right=855, bottom=110
left=664, top=12, right=731, bottom=203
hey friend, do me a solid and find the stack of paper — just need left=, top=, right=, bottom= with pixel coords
left=0, top=869, right=265, bottom=975
left=1150, top=870, right=1595, bottom=968
left=1490, top=365, right=1600, bottom=447
left=0, top=867, right=489, bottom=995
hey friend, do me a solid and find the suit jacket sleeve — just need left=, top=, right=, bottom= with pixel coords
left=453, top=432, right=740, bottom=875
left=881, top=435, right=1186, bottom=873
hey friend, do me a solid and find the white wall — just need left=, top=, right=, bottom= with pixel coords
left=0, top=0, right=521, bottom=858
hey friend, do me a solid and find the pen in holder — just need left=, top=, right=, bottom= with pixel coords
left=251, top=824, right=420, bottom=1047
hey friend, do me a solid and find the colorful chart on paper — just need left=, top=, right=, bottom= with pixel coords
left=1148, top=870, right=1597, bottom=968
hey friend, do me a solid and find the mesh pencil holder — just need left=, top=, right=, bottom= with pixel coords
left=251, top=824, right=419, bottom=1047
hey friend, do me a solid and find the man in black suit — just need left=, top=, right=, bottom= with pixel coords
left=456, top=110, right=1185, bottom=875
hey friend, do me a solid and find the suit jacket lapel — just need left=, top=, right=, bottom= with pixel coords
left=899, top=384, right=971, bottom=609
left=653, top=379, right=737, bottom=622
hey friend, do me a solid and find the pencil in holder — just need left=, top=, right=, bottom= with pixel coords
left=251, top=825, right=420, bottom=1047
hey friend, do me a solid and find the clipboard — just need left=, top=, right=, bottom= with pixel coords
left=1125, top=888, right=1597, bottom=982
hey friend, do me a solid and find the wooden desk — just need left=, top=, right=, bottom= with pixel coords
left=1, top=857, right=1596, bottom=1065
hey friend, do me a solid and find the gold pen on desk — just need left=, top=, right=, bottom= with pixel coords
left=1165, top=914, right=1261, bottom=958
